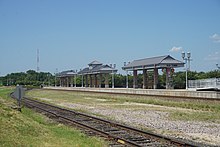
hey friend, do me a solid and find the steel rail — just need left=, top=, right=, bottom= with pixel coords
left=22, top=96, right=198, bottom=147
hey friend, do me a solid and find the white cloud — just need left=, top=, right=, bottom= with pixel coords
left=210, top=33, right=220, bottom=43
left=169, top=46, right=182, bottom=52
left=204, top=52, right=220, bottom=61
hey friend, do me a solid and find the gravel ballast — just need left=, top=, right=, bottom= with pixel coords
left=58, top=101, right=220, bottom=146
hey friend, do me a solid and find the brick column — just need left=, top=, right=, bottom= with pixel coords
left=133, top=70, right=138, bottom=88
left=105, top=74, right=109, bottom=88
left=89, top=74, right=92, bottom=88
left=166, top=68, right=171, bottom=89
left=85, top=75, right=88, bottom=87
left=66, top=77, right=69, bottom=87
left=63, top=78, right=65, bottom=87
left=99, top=74, right=102, bottom=88
left=94, top=74, right=98, bottom=87
left=143, top=69, right=147, bottom=89
left=71, top=77, right=73, bottom=87
left=154, top=68, right=158, bottom=89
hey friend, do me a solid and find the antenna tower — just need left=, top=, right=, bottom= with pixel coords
left=37, top=49, right=40, bottom=72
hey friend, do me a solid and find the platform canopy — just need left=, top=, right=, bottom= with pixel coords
left=56, top=70, right=76, bottom=78
left=78, top=60, right=117, bottom=75
left=122, top=55, right=184, bottom=71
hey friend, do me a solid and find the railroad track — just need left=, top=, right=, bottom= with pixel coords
left=21, top=96, right=198, bottom=147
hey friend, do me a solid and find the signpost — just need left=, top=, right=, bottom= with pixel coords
left=14, top=85, right=24, bottom=112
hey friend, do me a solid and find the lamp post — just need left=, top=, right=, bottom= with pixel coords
left=81, top=69, right=84, bottom=88
left=124, top=62, right=128, bottom=88
left=216, top=64, right=220, bottom=70
left=182, top=51, right=192, bottom=90
left=75, top=70, right=77, bottom=87
left=110, top=64, right=116, bottom=88
left=54, top=74, right=56, bottom=87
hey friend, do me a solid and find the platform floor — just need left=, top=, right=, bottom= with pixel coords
left=44, top=87, right=220, bottom=99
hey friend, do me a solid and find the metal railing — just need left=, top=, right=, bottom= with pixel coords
left=188, top=78, right=220, bottom=89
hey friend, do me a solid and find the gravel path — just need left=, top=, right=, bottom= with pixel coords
left=58, top=102, right=220, bottom=146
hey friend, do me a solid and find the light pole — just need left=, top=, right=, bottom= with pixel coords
left=182, top=51, right=192, bottom=90
left=216, top=64, right=220, bottom=70
left=74, top=70, right=77, bottom=87
left=110, top=64, right=116, bottom=88
left=54, top=73, right=57, bottom=87
left=124, top=62, right=128, bottom=88
left=80, top=69, right=84, bottom=88
left=55, top=68, right=58, bottom=87
left=47, top=73, right=50, bottom=87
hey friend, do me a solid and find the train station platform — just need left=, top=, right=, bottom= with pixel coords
left=44, top=87, right=220, bottom=100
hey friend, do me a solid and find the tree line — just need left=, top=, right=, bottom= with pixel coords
left=0, top=69, right=219, bottom=89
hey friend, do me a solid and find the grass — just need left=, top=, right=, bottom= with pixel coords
left=25, top=89, right=220, bottom=122
left=0, top=87, right=107, bottom=147
left=170, top=111, right=220, bottom=123
left=26, top=89, right=220, bottom=112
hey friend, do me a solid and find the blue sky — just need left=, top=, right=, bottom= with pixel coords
left=0, top=0, right=220, bottom=76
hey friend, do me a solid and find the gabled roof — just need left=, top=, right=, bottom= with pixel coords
left=122, top=55, right=184, bottom=70
left=88, top=60, right=102, bottom=66
left=56, top=70, right=76, bottom=77
left=78, top=61, right=117, bottom=75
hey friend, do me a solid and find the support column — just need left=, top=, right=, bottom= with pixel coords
left=81, top=75, right=84, bottom=87
left=85, top=75, right=88, bottom=87
left=66, top=77, right=69, bottom=87
left=94, top=74, right=98, bottom=87
left=71, top=77, right=73, bottom=87
left=154, top=68, right=158, bottom=89
left=133, top=70, right=138, bottom=88
left=99, top=74, right=102, bottom=88
left=166, top=68, right=171, bottom=89
left=59, top=78, right=62, bottom=87
left=105, top=74, right=109, bottom=88
left=61, top=78, right=64, bottom=87
left=143, top=69, right=147, bottom=89
left=62, top=78, right=65, bottom=87
left=89, top=74, right=92, bottom=88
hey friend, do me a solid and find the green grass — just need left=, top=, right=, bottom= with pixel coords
left=26, top=89, right=220, bottom=112
left=170, top=111, right=220, bottom=123
left=0, top=87, right=107, bottom=147
left=25, top=89, right=220, bottom=122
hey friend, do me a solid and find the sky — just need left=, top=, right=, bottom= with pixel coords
left=0, top=0, right=220, bottom=76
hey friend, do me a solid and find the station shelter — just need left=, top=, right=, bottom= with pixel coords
left=56, top=70, right=76, bottom=87
left=122, top=55, right=184, bottom=89
left=78, top=61, right=117, bottom=88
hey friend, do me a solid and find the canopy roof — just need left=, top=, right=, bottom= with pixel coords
left=56, top=70, right=76, bottom=78
left=78, top=60, right=117, bottom=75
left=122, top=55, right=184, bottom=71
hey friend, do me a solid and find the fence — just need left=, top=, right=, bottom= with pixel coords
left=188, top=78, right=220, bottom=90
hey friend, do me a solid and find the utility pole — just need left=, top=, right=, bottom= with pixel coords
left=37, top=49, right=40, bottom=72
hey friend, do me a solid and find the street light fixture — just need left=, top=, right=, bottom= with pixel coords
left=111, top=64, right=116, bottom=88
left=124, top=62, right=128, bottom=88
left=75, top=70, right=77, bottom=87
left=182, top=51, right=192, bottom=90
left=80, top=69, right=84, bottom=88
left=216, top=64, right=220, bottom=70
left=55, top=68, right=58, bottom=87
